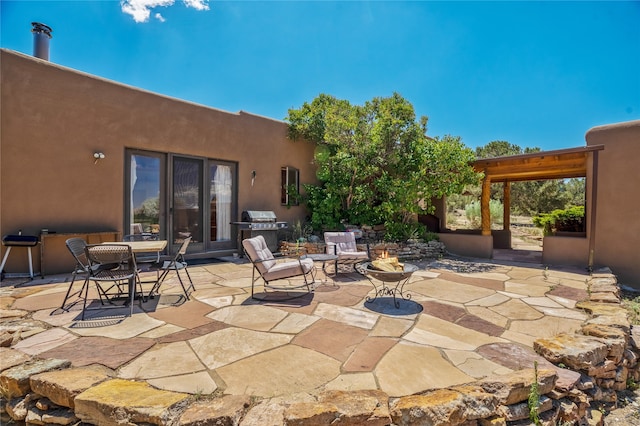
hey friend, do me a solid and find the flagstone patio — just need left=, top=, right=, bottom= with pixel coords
left=1, top=255, right=593, bottom=399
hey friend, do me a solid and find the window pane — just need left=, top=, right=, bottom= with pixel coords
left=281, top=167, right=288, bottom=204
left=210, top=164, right=232, bottom=242
left=281, top=166, right=299, bottom=206
left=130, top=155, right=161, bottom=235
left=173, top=158, right=203, bottom=244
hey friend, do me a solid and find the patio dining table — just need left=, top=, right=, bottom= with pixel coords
left=111, top=240, right=168, bottom=254
left=100, top=240, right=168, bottom=305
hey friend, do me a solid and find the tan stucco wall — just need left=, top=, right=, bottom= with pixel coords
left=586, top=120, right=640, bottom=288
left=542, top=235, right=589, bottom=267
left=1, top=49, right=317, bottom=274
left=438, top=233, right=493, bottom=259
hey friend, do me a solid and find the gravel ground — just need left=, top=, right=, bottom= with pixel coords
left=603, top=388, right=640, bottom=426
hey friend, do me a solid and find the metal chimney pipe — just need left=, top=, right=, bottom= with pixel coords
left=31, top=22, right=52, bottom=60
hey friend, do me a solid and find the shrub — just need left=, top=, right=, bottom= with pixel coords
left=383, top=222, right=437, bottom=242
left=533, top=206, right=584, bottom=236
left=464, top=200, right=503, bottom=228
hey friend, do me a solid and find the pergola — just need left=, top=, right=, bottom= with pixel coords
left=472, top=145, right=605, bottom=247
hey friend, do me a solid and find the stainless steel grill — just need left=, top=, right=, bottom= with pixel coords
left=233, top=211, right=288, bottom=252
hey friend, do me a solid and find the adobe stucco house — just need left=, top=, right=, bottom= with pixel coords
left=2, top=48, right=639, bottom=289
left=1, top=48, right=316, bottom=275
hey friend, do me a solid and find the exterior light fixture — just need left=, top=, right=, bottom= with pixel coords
left=93, top=152, right=105, bottom=164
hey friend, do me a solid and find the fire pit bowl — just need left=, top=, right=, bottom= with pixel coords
left=361, top=262, right=419, bottom=282
left=360, top=261, right=419, bottom=308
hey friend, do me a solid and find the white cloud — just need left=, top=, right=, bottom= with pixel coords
left=121, top=0, right=209, bottom=23
left=121, top=0, right=174, bottom=23
left=183, top=0, right=209, bottom=11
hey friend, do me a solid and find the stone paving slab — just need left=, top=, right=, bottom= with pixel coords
left=147, top=299, right=216, bottom=328
left=38, top=335, right=155, bottom=369
left=217, top=344, right=342, bottom=397
left=12, top=327, right=78, bottom=355
left=0, top=347, right=31, bottom=370
left=74, top=379, right=189, bottom=425
left=118, top=340, right=207, bottom=380
left=190, top=327, right=293, bottom=369
left=376, top=343, right=473, bottom=396
left=206, top=304, right=288, bottom=331
left=293, top=319, right=370, bottom=361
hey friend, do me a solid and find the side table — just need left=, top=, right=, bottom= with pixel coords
left=306, top=253, right=339, bottom=284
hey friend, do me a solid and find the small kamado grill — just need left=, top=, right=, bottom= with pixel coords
left=233, top=210, right=288, bottom=252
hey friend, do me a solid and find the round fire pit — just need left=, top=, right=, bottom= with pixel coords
left=361, top=262, right=419, bottom=308
left=361, top=262, right=418, bottom=281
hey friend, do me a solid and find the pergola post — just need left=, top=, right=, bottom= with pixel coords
left=481, top=175, right=491, bottom=236
left=503, top=181, right=511, bottom=230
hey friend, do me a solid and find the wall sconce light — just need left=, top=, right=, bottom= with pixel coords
left=251, top=170, right=256, bottom=187
left=93, top=152, right=105, bottom=164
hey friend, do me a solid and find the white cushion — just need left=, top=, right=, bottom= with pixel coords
left=262, top=257, right=314, bottom=281
left=242, top=236, right=275, bottom=274
left=324, top=232, right=359, bottom=254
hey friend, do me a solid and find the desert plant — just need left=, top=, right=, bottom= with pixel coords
left=528, top=361, right=541, bottom=425
left=291, top=219, right=313, bottom=243
left=464, top=199, right=503, bottom=228
left=621, top=294, right=640, bottom=325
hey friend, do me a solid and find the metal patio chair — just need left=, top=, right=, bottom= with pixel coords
left=147, top=237, right=195, bottom=302
left=242, top=235, right=316, bottom=300
left=80, top=244, right=141, bottom=320
left=57, top=238, right=122, bottom=313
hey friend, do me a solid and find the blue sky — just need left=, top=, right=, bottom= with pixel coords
left=2, top=1, right=639, bottom=151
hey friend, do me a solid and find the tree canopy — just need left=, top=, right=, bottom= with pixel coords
left=475, top=140, right=540, bottom=158
left=286, top=93, right=479, bottom=230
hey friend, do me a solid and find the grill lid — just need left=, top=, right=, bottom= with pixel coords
left=241, top=210, right=277, bottom=222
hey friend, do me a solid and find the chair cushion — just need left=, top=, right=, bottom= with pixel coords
left=324, top=232, right=358, bottom=254
left=242, top=236, right=276, bottom=274
left=262, top=257, right=314, bottom=281
left=338, top=251, right=368, bottom=261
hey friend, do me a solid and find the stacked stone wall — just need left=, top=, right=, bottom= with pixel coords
left=279, top=240, right=447, bottom=260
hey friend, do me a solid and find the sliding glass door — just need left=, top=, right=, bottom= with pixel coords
left=127, top=151, right=165, bottom=239
left=126, top=150, right=236, bottom=255
left=172, top=157, right=204, bottom=250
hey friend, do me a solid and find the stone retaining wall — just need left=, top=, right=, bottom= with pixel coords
left=279, top=240, right=448, bottom=260
left=1, top=270, right=638, bottom=425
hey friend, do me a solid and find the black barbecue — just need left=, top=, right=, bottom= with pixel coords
left=1, top=232, right=39, bottom=281
left=233, top=210, right=288, bottom=252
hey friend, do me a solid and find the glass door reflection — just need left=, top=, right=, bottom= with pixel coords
left=172, top=157, right=203, bottom=245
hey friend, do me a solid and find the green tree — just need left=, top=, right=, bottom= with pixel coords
left=287, top=93, right=480, bottom=231
left=475, top=140, right=539, bottom=158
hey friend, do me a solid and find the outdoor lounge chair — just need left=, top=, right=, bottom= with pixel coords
left=242, top=235, right=316, bottom=300
left=324, top=231, right=370, bottom=274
